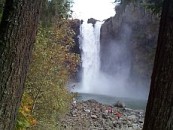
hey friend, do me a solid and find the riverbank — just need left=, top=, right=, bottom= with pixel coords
left=59, top=99, right=145, bottom=130
left=75, top=93, right=147, bottom=110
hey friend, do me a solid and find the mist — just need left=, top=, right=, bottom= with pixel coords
left=73, top=22, right=149, bottom=100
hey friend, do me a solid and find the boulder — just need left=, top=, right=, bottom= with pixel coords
left=87, top=18, right=98, bottom=26
left=91, top=114, right=97, bottom=119
left=113, top=101, right=126, bottom=108
left=128, top=115, right=138, bottom=121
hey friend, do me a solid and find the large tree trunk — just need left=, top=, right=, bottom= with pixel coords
left=143, top=0, right=173, bottom=130
left=0, top=0, right=42, bottom=129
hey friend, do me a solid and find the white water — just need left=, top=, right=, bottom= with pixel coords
left=75, top=22, right=131, bottom=97
left=75, top=21, right=129, bottom=96
left=76, top=22, right=102, bottom=93
left=73, top=22, right=147, bottom=99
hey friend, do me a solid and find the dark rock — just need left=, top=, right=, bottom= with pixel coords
left=113, top=101, right=126, bottom=108
left=102, top=113, right=108, bottom=119
left=69, top=19, right=81, bottom=81
left=86, top=99, right=98, bottom=104
left=80, top=20, right=83, bottom=24
left=87, top=18, right=98, bottom=26
left=100, top=1, right=160, bottom=90
left=69, top=19, right=81, bottom=55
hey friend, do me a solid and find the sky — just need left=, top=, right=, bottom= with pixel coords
left=71, top=0, right=116, bottom=21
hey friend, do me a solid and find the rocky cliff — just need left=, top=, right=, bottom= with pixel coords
left=100, top=2, right=160, bottom=89
left=69, top=19, right=81, bottom=55
left=69, top=19, right=81, bottom=81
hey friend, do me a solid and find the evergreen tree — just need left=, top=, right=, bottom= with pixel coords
left=0, top=0, right=42, bottom=129
left=143, top=0, right=173, bottom=129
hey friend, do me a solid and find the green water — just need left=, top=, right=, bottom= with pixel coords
left=76, top=93, right=147, bottom=110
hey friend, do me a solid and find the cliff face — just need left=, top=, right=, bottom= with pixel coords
left=69, top=19, right=81, bottom=81
left=100, top=3, right=160, bottom=88
left=69, top=19, right=81, bottom=55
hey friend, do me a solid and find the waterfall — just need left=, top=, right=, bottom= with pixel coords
left=77, top=22, right=102, bottom=93
left=72, top=21, right=147, bottom=99
left=75, top=21, right=128, bottom=96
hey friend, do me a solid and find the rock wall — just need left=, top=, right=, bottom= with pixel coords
left=69, top=19, right=81, bottom=81
left=100, top=2, right=160, bottom=88
left=69, top=19, right=81, bottom=55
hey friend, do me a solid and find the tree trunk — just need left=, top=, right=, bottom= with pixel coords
left=0, top=0, right=42, bottom=129
left=143, top=0, right=173, bottom=130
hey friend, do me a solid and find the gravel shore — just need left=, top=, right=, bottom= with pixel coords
left=59, top=99, right=145, bottom=130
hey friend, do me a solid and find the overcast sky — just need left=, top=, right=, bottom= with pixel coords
left=71, top=0, right=116, bottom=21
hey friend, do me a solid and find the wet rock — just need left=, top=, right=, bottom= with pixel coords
left=113, top=101, right=126, bottom=108
left=87, top=18, right=98, bottom=26
left=100, top=1, right=159, bottom=90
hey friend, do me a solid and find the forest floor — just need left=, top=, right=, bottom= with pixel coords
left=59, top=99, right=144, bottom=130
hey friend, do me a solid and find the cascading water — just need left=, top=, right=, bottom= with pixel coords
left=77, top=22, right=102, bottom=93
left=70, top=0, right=148, bottom=108
left=72, top=21, right=147, bottom=99
left=76, top=22, right=131, bottom=97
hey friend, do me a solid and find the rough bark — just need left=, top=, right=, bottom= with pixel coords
left=0, top=0, right=42, bottom=129
left=143, top=0, right=173, bottom=129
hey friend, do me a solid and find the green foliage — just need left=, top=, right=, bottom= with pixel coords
left=15, top=0, right=78, bottom=129
left=16, top=94, right=36, bottom=130
left=22, top=20, right=79, bottom=129
left=114, top=0, right=163, bottom=15
left=41, top=0, right=73, bottom=27
left=114, top=0, right=144, bottom=13
left=143, top=0, right=163, bottom=15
